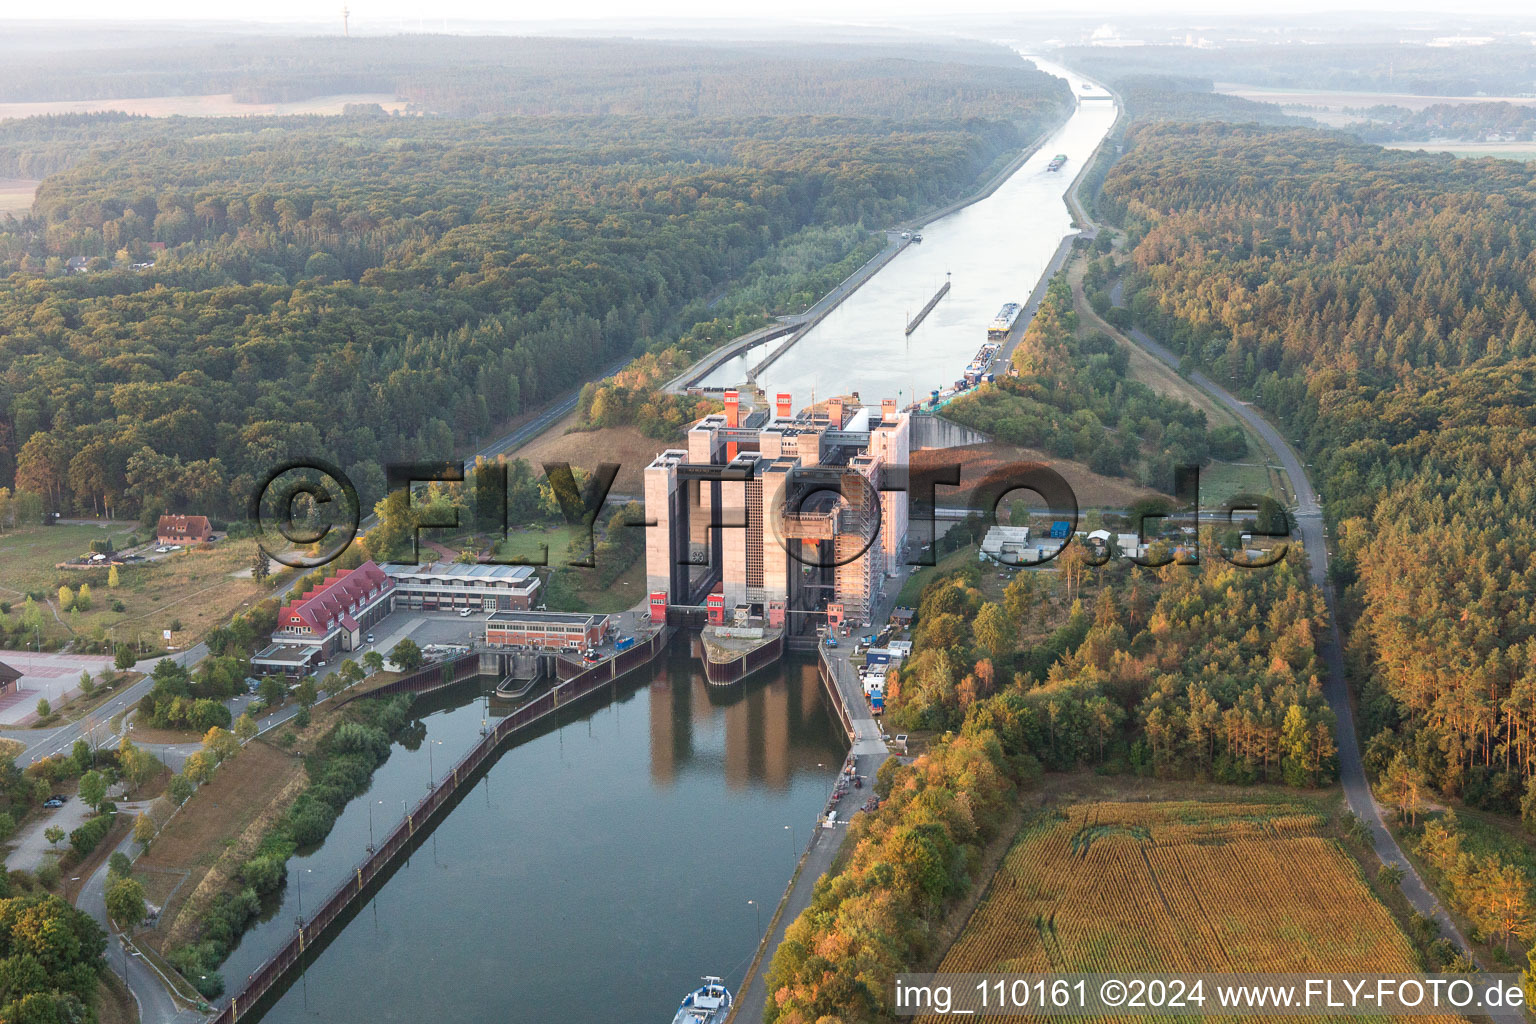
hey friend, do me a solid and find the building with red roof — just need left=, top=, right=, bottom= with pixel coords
left=252, top=561, right=395, bottom=675
left=157, top=515, right=213, bottom=546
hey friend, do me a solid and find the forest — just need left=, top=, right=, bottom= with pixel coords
left=0, top=42, right=1069, bottom=525
left=1346, top=101, right=1536, bottom=142
left=0, top=33, right=1039, bottom=115
left=943, top=274, right=1239, bottom=491
left=1058, top=42, right=1536, bottom=97
left=1099, top=119, right=1536, bottom=815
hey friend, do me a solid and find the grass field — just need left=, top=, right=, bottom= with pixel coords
left=0, top=178, right=38, bottom=219
left=923, top=799, right=1446, bottom=1023
left=0, top=525, right=270, bottom=649
left=1384, top=141, right=1536, bottom=161
left=1214, top=83, right=1536, bottom=127
left=490, top=524, right=579, bottom=565
left=511, top=409, right=667, bottom=496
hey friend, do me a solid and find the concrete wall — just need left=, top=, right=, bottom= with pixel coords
left=910, top=414, right=991, bottom=450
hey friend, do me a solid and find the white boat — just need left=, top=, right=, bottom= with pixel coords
left=672, top=976, right=733, bottom=1024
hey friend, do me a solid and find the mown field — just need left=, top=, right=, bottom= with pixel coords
left=922, top=800, right=1456, bottom=1024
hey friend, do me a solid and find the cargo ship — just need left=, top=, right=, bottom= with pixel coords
left=1047, top=153, right=1068, bottom=172
left=671, top=977, right=733, bottom=1024
left=987, top=302, right=1022, bottom=339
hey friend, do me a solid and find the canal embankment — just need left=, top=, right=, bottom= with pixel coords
left=726, top=639, right=891, bottom=1023
left=212, top=627, right=672, bottom=1024
left=667, top=84, right=1078, bottom=396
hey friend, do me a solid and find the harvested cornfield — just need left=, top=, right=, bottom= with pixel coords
left=924, top=800, right=1458, bottom=1023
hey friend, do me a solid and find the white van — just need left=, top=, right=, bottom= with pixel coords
left=458, top=607, right=473, bottom=617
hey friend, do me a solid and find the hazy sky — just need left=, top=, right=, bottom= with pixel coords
left=18, top=0, right=1536, bottom=23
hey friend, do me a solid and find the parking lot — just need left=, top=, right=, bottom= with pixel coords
left=0, top=650, right=117, bottom=725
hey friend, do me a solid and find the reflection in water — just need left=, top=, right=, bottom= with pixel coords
left=650, top=652, right=830, bottom=791
left=239, top=640, right=845, bottom=1024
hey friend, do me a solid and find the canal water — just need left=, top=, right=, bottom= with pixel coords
left=222, top=641, right=846, bottom=1023
left=700, top=55, right=1116, bottom=405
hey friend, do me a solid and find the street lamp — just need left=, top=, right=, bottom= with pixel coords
left=748, top=899, right=761, bottom=939
left=785, top=824, right=795, bottom=863
left=427, top=739, right=442, bottom=788
left=368, top=799, right=383, bottom=851
left=294, top=866, right=312, bottom=923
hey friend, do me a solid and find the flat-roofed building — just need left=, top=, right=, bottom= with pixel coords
left=484, top=610, right=611, bottom=651
left=250, top=642, right=325, bottom=677
left=382, top=561, right=541, bottom=612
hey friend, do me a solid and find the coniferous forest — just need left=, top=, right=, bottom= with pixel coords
left=1100, top=119, right=1536, bottom=813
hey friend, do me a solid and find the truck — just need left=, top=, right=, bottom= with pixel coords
left=614, top=635, right=637, bottom=653
left=869, top=689, right=884, bottom=714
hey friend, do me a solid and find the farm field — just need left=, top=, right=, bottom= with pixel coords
left=1213, top=83, right=1536, bottom=126
left=922, top=800, right=1456, bottom=1023
left=0, top=178, right=38, bottom=219
left=0, top=92, right=405, bottom=120
left=1384, top=141, right=1536, bottom=161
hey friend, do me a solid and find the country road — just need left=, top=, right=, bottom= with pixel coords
left=1103, top=276, right=1490, bottom=969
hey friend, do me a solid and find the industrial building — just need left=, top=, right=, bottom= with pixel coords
left=381, top=561, right=541, bottom=612
left=644, top=391, right=909, bottom=636
left=484, top=610, right=611, bottom=650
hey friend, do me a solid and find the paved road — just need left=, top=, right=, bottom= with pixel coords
left=466, top=354, right=632, bottom=467
left=79, top=820, right=206, bottom=1024
left=0, top=644, right=209, bottom=766
left=1103, top=280, right=1488, bottom=967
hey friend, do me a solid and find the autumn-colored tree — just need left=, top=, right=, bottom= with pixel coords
left=1380, top=752, right=1427, bottom=825
left=1467, top=859, right=1536, bottom=954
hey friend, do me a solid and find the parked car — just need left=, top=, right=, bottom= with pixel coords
left=366, top=633, right=375, bottom=644
left=44, top=797, right=65, bottom=808
left=458, top=608, right=473, bottom=617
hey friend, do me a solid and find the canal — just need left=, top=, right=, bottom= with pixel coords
left=700, top=55, right=1116, bottom=404
left=221, top=640, right=846, bottom=1022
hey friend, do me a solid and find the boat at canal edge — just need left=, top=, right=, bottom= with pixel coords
left=672, top=976, right=733, bottom=1023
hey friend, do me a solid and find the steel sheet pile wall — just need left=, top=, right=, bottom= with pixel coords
left=212, top=628, right=670, bottom=1024
left=817, top=645, right=856, bottom=743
